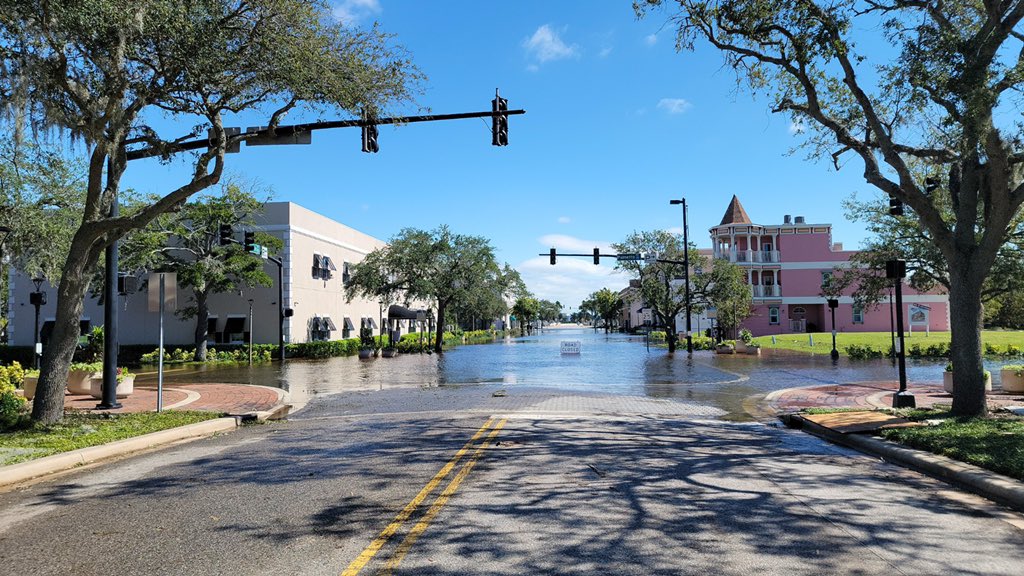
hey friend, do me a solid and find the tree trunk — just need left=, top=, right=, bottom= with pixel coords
left=948, top=265, right=987, bottom=417
left=667, top=329, right=678, bottom=353
left=193, top=289, right=209, bottom=362
left=434, top=302, right=445, bottom=354
left=31, top=237, right=102, bottom=424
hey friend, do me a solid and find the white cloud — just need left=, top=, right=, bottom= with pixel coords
left=599, top=46, right=613, bottom=58
left=557, top=216, right=572, bottom=224
left=523, top=24, right=579, bottom=65
left=517, top=256, right=630, bottom=308
left=645, top=33, right=658, bottom=46
left=665, top=226, right=683, bottom=235
left=657, top=98, right=692, bottom=115
left=332, top=0, right=381, bottom=25
left=788, top=120, right=806, bottom=134
left=539, top=234, right=614, bottom=253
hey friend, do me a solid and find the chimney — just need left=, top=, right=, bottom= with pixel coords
left=794, top=216, right=805, bottom=224
left=784, top=215, right=792, bottom=224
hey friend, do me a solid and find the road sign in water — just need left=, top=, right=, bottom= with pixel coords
left=560, top=340, right=581, bottom=354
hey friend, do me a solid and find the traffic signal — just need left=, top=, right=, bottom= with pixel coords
left=361, top=108, right=379, bottom=153
left=244, top=231, right=256, bottom=253
left=219, top=224, right=233, bottom=245
left=549, top=248, right=556, bottom=265
left=885, top=259, right=907, bottom=280
left=491, top=91, right=508, bottom=146
left=593, top=247, right=600, bottom=265
left=361, top=123, right=379, bottom=153
left=889, top=196, right=904, bottom=216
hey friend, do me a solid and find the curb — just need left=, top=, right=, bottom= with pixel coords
left=0, top=417, right=238, bottom=489
left=791, top=415, right=1024, bottom=514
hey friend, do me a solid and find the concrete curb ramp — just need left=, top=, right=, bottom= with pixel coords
left=793, top=415, right=1024, bottom=514
left=0, top=417, right=238, bottom=489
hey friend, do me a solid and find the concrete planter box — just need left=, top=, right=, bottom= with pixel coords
left=381, top=349, right=398, bottom=358
left=22, top=376, right=38, bottom=400
left=358, top=349, right=374, bottom=360
left=715, top=344, right=735, bottom=355
left=67, top=370, right=101, bottom=395
left=744, top=345, right=762, bottom=356
left=1000, top=369, right=1024, bottom=393
left=943, top=371, right=991, bottom=394
left=88, top=375, right=135, bottom=399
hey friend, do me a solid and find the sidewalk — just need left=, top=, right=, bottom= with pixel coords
left=766, top=381, right=1024, bottom=413
left=63, top=382, right=288, bottom=417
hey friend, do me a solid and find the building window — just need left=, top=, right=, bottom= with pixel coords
left=769, top=307, right=780, bottom=325
left=852, top=305, right=864, bottom=324
left=313, top=254, right=336, bottom=280
left=821, top=271, right=832, bottom=286
left=342, top=261, right=351, bottom=283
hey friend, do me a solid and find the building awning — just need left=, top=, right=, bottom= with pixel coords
left=323, top=317, right=337, bottom=331
left=366, top=317, right=378, bottom=329
left=313, top=253, right=323, bottom=268
left=388, top=305, right=423, bottom=320
left=223, top=316, right=246, bottom=335
left=343, top=317, right=355, bottom=330
left=322, top=256, right=337, bottom=271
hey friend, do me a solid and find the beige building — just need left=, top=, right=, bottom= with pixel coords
left=7, top=201, right=400, bottom=349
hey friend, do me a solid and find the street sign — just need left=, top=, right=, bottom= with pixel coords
left=645, top=253, right=658, bottom=265
left=560, top=340, right=581, bottom=354
left=706, top=306, right=717, bottom=319
left=616, top=253, right=642, bottom=262
left=244, top=126, right=312, bottom=146
left=147, top=272, right=177, bottom=312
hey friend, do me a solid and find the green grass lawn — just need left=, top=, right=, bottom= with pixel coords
left=751, top=330, right=1024, bottom=357
left=0, top=411, right=222, bottom=466
left=881, top=410, right=1024, bottom=481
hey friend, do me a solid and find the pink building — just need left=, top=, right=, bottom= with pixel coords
left=710, top=196, right=949, bottom=335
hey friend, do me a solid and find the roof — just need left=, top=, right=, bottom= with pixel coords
left=719, top=195, right=752, bottom=225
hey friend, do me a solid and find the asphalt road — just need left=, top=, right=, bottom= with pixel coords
left=1, top=385, right=1022, bottom=575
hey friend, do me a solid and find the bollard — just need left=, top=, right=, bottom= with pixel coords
left=771, top=335, right=776, bottom=346
left=809, top=334, right=814, bottom=347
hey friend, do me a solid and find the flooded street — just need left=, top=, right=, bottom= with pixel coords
left=136, top=328, right=974, bottom=419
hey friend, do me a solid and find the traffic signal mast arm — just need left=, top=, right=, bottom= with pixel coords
left=543, top=249, right=642, bottom=264
left=125, top=106, right=527, bottom=161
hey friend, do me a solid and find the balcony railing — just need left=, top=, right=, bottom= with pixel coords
left=715, top=249, right=781, bottom=263
left=751, top=285, right=782, bottom=298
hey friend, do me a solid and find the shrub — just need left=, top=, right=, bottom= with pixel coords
left=1008, top=344, right=1022, bottom=357
left=0, top=389, right=29, bottom=431
left=739, top=328, right=753, bottom=343
left=648, top=331, right=666, bottom=342
left=0, top=361, right=25, bottom=389
left=924, top=342, right=950, bottom=358
left=846, top=344, right=884, bottom=360
left=69, top=361, right=104, bottom=373
left=1002, top=364, right=1024, bottom=376
left=691, top=336, right=716, bottom=351
left=945, top=362, right=954, bottom=372
left=985, top=343, right=1001, bottom=356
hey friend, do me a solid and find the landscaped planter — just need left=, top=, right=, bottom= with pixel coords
left=67, top=370, right=101, bottom=395
left=943, top=372, right=992, bottom=394
left=744, top=345, right=762, bottom=356
left=358, top=348, right=374, bottom=359
left=1000, top=369, right=1024, bottom=393
left=88, top=375, right=135, bottom=399
left=381, top=348, right=398, bottom=358
left=734, top=341, right=748, bottom=353
left=715, top=344, right=735, bottom=355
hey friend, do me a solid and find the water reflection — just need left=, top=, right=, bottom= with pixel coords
left=141, top=328, right=977, bottom=417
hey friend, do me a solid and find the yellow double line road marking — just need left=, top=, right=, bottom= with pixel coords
left=341, top=417, right=507, bottom=576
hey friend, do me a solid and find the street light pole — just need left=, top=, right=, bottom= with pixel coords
left=887, top=259, right=915, bottom=408
left=827, top=298, right=839, bottom=360
left=670, top=198, right=693, bottom=354
left=30, top=276, right=46, bottom=369
left=248, top=298, right=254, bottom=366
left=98, top=193, right=122, bottom=410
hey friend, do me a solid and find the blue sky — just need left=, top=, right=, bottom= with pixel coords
left=121, top=0, right=879, bottom=310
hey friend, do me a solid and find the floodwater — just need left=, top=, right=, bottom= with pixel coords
left=138, top=328, right=983, bottom=419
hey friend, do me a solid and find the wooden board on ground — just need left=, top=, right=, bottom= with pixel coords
left=800, top=411, right=923, bottom=434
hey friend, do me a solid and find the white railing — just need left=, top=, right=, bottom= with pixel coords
left=751, top=285, right=782, bottom=298
left=718, top=249, right=781, bottom=263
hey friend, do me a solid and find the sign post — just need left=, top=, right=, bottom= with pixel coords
left=148, top=272, right=177, bottom=412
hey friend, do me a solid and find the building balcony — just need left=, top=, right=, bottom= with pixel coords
left=752, top=285, right=781, bottom=298
left=715, top=249, right=781, bottom=263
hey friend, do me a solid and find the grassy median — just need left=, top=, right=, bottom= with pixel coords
left=880, top=409, right=1024, bottom=481
left=0, top=411, right=223, bottom=466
